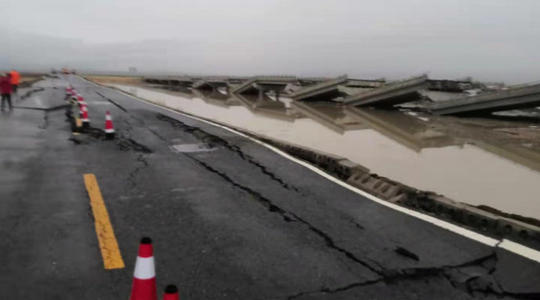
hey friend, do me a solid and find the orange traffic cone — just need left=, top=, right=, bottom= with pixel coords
left=81, top=104, right=90, bottom=128
left=162, top=285, right=179, bottom=300
left=130, top=237, right=157, bottom=300
left=104, top=111, right=115, bottom=139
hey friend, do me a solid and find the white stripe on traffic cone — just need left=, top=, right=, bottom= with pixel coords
left=104, top=111, right=115, bottom=139
left=130, top=237, right=157, bottom=300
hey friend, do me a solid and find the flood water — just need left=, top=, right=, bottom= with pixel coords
left=110, top=84, right=540, bottom=219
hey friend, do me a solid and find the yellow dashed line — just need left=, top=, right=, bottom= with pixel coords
left=83, top=173, right=125, bottom=269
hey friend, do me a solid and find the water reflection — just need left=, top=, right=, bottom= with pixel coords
left=233, top=93, right=300, bottom=121
left=344, top=108, right=460, bottom=152
left=192, top=90, right=241, bottom=108
left=110, top=84, right=540, bottom=219
left=290, top=102, right=366, bottom=134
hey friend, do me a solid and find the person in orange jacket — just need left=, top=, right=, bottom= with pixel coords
left=10, top=69, right=20, bottom=95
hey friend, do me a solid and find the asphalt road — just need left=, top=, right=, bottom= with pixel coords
left=1, top=75, right=539, bottom=299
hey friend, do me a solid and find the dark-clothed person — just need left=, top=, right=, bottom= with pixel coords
left=1, top=74, right=13, bottom=111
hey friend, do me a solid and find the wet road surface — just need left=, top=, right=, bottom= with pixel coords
left=1, top=76, right=539, bottom=299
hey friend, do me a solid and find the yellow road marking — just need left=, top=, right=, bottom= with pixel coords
left=83, top=173, right=125, bottom=269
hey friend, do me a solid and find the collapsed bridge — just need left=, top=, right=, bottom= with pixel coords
left=143, top=74, right=540, bottom=119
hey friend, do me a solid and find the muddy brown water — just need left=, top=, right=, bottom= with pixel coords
left=109, top=84, right=540, bottom=220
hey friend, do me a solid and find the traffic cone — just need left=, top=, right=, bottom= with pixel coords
left=162, top=285, right=179, bottom=300
left=71, top=92, right=78, bottom=104
left=70, top=101, right=83, bottom=132
left=81, top=104, right=90, bottom=128
left=104, top=111, right=115, bottom=139
left=130, top=237, right=157, bottom=300
left=77, top=95, right=86, bottom=105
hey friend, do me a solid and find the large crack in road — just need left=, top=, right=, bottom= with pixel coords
left=156, top=113, right=300, bottom=192
left=185, top=153, right=524, bottom=299
left=285, top=250, right=540, bottom=299
left=95, top=91, right=129, bottom=112
left=126, top=153, right=150, bottom=190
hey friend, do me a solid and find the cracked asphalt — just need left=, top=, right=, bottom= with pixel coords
left=0, top=75, right=539, bottom=299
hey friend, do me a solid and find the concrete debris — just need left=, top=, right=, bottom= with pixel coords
left=342, top=75, right=429, bottom=107
left=429, top=82, right=540, bottom=116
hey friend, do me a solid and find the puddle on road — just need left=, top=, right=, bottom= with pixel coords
left=110, top=84, right=540, bottom=219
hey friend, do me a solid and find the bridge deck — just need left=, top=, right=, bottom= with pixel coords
left=343, top=75, right=428, bottom=107
left=430, top=82, right=540, bottom=116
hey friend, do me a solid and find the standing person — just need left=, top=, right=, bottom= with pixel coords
left=10, top=69, right=20, bottom=97
left=1, top=73, right=13, bottom=111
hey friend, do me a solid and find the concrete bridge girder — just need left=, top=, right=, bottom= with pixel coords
left=232, top=76, right=297, bottom=95
left=345, top=79, right=386, bottom=88
left=297, top=77, right=332, bottom=86
left=343, top=75, right=429, bottom=107
left=252, top=83, right=288, bottom=101
left=291, top=76, right=386, bottom=102
left=291, top=76, right=349, bottom=101
left=193, top=80, right=228, bottom=92
left=430, top=83, right=540, bottom=116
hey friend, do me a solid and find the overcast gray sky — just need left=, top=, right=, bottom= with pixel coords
left=2, top=0, right=539, bottom=83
